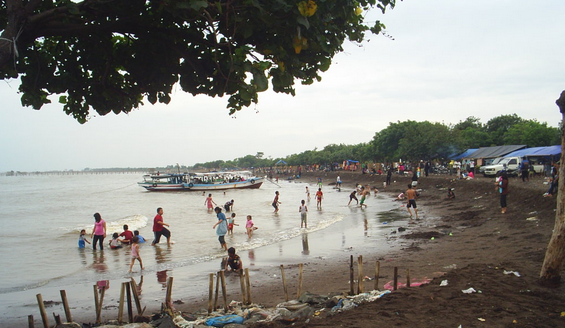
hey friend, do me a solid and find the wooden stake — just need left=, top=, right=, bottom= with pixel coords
left=357, top=255, right=364, bottom=294
left=208, top=273, right=214, bottom=314
left=393, top=267, right=398, bottom=291
left=406, top=269, right=411, bottom=287
left=220, top=270, right=228, bottom=311
left=60, top=290, right=72, bottom=323
left=93, top=285, right=99, bottom=322
left=280, top=265, right=289, bottom=301
left=374, top=261, right=380, bottom=291
left=239, top=271, right=247, bottom=305
left=28, top=314, right=34, bottom=328
left=118, top=282, right=126, bottom=324
left=244, top=268, right=252, bottom=304
left=349, top=255, right=355, bottom=295
left=297, top=263, right=304, bottom=298
left=36, top=294, right=49, bottom=328
left=214, top=272, right=220, bottom=310
left=97, top=287, right=106, bottom=324
left=165, top=277, right=174, bottom=310
left=129, top=278, right=142, bottom=315
left=53, top=313, right=61, bottom=325
left=126, top=281, right=133, bottom=323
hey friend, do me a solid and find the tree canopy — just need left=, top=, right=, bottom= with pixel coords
left=0, top=0, right=395, bottom=123
left=191, top=115, right=561, bottom=169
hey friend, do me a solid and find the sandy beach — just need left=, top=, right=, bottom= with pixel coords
left=11, top=170, right=565, bottom=327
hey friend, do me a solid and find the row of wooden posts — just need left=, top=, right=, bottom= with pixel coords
left=31, top=256, right=411, bottom=327
left=32, top=277, right=173, bottom=328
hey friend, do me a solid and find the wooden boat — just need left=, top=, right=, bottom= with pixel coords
left=138, top=171, right=263, bottom=191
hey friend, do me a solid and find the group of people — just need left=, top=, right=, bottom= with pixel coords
left=213, top=206, right=258, bottom=252
left=82, top=213, right=148, bottom=273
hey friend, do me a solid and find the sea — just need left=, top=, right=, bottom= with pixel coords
left=0, top=172, right=409, bottom=326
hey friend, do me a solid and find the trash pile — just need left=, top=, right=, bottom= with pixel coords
left=91, top=289, right=392, bottom=328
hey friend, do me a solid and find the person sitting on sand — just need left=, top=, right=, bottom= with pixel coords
left=225, top=247, right=243, bottom=273
left=447, top=188, right=455, bottom=199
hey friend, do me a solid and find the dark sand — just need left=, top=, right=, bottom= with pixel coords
left=17, top=171, right=565, bottom=327
left=246, top=171, right=565, bottom=328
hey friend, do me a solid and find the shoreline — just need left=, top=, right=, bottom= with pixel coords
left=6, top=170, right=564, bottom=327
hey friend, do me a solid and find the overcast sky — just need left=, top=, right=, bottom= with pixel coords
left=1, top=0, right=563, bottom=172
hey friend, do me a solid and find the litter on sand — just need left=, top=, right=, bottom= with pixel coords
left=462, top=287, right=476, bottom=294
left=503, top=270, right=521, bottom=277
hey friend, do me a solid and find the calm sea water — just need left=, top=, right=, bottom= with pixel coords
left=0, top=173, right=406, bottom=325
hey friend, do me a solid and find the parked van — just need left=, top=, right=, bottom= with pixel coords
left=482, top=157, right=544, bottom=177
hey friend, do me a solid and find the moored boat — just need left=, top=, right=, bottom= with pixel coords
left=138, top=171, right=263, bottom=191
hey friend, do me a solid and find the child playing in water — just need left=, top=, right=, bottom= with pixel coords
left=246, top=215, right=258, bottom=239
left=133, top=230, right=146, bottom=243
left=227, top=213, right=238, bottom=235
left=109, top=232, right=124, bottom=249
left=205, top=194, right=217, bottom=212
left=78, top=229, right=91, bottom=248
left=129, top=236, right=144, bottom=273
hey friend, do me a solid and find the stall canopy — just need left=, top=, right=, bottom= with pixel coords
left=467, top=145, right=526, bottom=159
left=451, top=148, right=478, bottom=160
left=504, top=145, right=561, bottom=157
left=275, top=160, right=287, bottom=165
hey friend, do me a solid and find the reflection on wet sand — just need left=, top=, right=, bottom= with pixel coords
left=301, top=233, right=310, bottom=255
left=91, top=251, right=108, bottom=273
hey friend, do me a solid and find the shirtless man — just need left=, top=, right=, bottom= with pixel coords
left=359, top=187, right=370, bottom=208
left=405, top=184, right=419, bottom=221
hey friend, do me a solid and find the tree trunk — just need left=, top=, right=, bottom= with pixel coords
left=539, top=90, right=565, bottom=286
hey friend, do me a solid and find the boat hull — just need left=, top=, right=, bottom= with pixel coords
left=138, top=178, right=263, bottom=191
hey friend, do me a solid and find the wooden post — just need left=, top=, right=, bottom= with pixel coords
left=244, top=268, right=252, bottom=304
left=280, top=265, right=289, bottom=301
left=297, top=263, right=304, bottom=298
left=97, top=287, right=106, bottom=324
left=165, top=277, right=174, bottom=310
left=53, top=313, right=61, bottom=325
left=374, top=261, right=380, bottom=290
left=214, top=272, right=220, bottom=310
left=129, top=278, right=142, bottom=315
left=208, top=273, right=214, bottom=313
left=28, top=314, right=34, bottom=328
left=393, top=267, right=398, bottom=291
left=126, top=281, right=133, bottom=323
left=220, top=270, right=228, bottom=311
left=349, top=255, right=355, bottom=295
left=36, top=294, right=49, bottom=328
left=93, top=285, right=99, bottom=322
left=406, top=269, right=411, bottom=287
left=357, top=255, right=364, bottom=294
left=118, top=282, right=126, bottom=324
left=60, top=290, right=72, bottom=323
left=239, top=271, right=247, bottom=305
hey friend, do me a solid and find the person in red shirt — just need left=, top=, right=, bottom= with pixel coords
left=316, top=188, right=323, bottom=210
left=119, top=224, right=134, bottom=244
left=152, top=207, right=171, bottom=246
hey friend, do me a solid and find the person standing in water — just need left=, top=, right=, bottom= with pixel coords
left=152, top=207, right=171, bottom=247
left=299, top=200, right=308, bottom=228
left=91, top=213, right=107, bottom=250
left=128, top=236, right=144, bottom=273
left=272, top=191, right=281, bottom=213
left=205, top=194, right=217, bottom=212
left=213, top=207, right=228, bottom=251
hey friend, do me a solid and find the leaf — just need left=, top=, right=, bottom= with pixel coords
left=296, top=16, right=310, bottom=29
left=252, top=72, right=269, bottom=92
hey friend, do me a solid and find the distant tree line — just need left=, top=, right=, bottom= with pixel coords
left=192, top=114, right=560, bottom=169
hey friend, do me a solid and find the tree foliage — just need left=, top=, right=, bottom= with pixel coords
left=191, top=114, right=560, bottom=169
left=0, top=0, right=395, bottom=123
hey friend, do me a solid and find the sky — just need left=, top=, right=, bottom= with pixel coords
left=1, top=0, right=564, bottom=172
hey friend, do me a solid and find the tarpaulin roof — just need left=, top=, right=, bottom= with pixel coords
left=467, top=145, right=526, bottom=159
left=346, top=160, right=359, bottom=163
left=451, top=148, right=478, bottom=160
left=504, top=145, right=561, bottom=157
left=275, top=160, right=287, bottom=165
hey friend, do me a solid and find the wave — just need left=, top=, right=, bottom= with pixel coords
left=62, top=214, right=149, bottom=235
